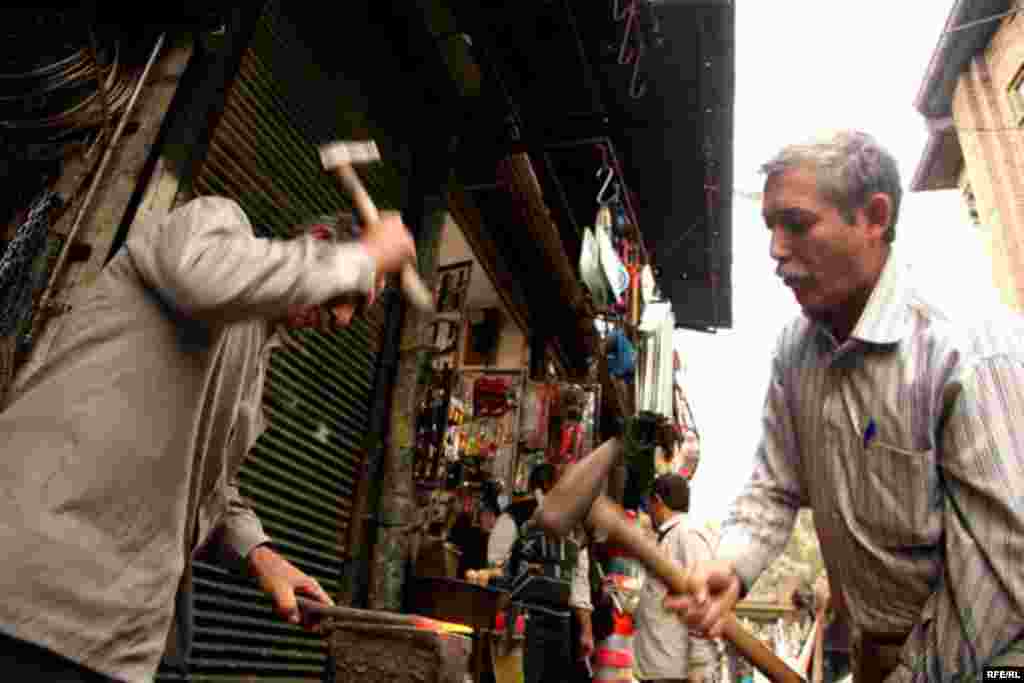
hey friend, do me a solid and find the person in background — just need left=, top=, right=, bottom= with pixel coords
left=634, top=474, right=716, bottom=683
left=0, top=196, right=417, bottom=683
left=668, top=130, right=1024, bottom=682
left=488, top=463, right=595, bottom=682
left=451, top=495, right=500, bottom=579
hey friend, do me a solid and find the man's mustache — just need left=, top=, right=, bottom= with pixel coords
left=776, top=267, right=810, bottom=282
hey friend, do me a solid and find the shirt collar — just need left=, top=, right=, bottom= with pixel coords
left=813, top=248, right=911, bottom=348
left=850, top=248, right=911, bottom=345
left=658, top=512, right=685, bottom=534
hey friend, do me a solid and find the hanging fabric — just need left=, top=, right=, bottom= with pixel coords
left=640, top=264, right=657, bottom=303
left=473, top=375, right=512, bottom=417
left=637, top=302, right=675, bottom=418
left=606, top=327, right=636, bottom=380
left=580, top=226, right=609, bottom=307
left=519, top=381, right=552, bottom=452
left=595, top=206, right=629, bottom=306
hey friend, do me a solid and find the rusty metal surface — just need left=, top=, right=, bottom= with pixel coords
left=327, top=622, right=472, bottom=683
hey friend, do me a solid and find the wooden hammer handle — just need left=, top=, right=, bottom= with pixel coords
left=331, top=165, right=434, bottom=312
left=588, top=496, right=802, bottom=683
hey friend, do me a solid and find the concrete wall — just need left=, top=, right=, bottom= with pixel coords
left=953, top=9, right=1024, bottom=310
left=460, top=307, right=528, bottom=371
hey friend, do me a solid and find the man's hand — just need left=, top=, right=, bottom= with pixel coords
left=663, top=559, right=742, bottom=639
left=248, top=544, right=334, bottom=631
left=360, top=211, right=416, bottom=279
left=577, top=608, right=595, bottom=660
left=813, top=574, right=831, bottom=613
left=579, top=628, right=595, bottom=660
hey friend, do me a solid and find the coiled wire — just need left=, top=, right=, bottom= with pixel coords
left=0, top=9, right=133, bottom=147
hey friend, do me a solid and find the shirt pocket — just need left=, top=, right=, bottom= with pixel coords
left=852, top=442, right=941, bottom=549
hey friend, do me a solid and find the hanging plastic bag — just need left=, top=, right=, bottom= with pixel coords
left=595, top=208, right=629, bottom=305
left=641, top=264, right=657, bottom=302
left=520, top=381, right=552, bottom=452
left=579, top=226, right=608, bottom=306
left=606, top=328, right=636, bottom=379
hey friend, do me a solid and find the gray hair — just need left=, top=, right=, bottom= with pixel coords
left=271, top=210, right=361, bottom=351
left=760, top=130, right=901, bottom=243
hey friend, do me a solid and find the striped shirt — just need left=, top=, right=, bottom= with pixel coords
left=716, top=249, right=1024, bottom=682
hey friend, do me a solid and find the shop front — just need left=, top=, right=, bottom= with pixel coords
left=2, top=1, right=733, bottom=682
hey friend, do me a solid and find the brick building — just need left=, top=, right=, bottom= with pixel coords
left=912, top=1, right=1024, bottom=311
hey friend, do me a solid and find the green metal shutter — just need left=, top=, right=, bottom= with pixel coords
left=158, top=2, right=406, bottom=680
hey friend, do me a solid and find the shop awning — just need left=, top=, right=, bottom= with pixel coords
left=446, top=1, right=736, bottom=332
left=263, top=1, right=735, bottom=357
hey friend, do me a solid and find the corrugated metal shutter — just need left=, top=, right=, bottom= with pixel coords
left=158, top=1, right=406, bottom=680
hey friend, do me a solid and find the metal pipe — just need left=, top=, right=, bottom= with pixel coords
left=946, top=8, right=1021, bottom=34
left=35, top=33, right=165, bottom=332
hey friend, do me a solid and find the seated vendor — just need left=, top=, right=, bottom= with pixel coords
left=449, top=497, right=499, bottom=579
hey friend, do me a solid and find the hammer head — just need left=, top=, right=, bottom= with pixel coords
left=319, top=140, right=381, bottom=170
left=534, top=437, right=624, bottom=537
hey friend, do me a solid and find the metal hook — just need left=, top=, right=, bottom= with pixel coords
left=629, top=44, right=647, bottom=99
left=596, top=165, right=615, bottom=204
left=617, top=1, right=638, bottom=65
left=608, top=179, right=621, bottom=205
left=612, top=0, right=631, bottom=22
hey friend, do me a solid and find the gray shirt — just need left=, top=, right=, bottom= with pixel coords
left=0, top=197, right=376, bottom=682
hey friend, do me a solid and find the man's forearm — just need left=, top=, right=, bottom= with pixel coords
left=576, top=608, right=592, bottom=634
left=715, top=486, right=800, bottom=594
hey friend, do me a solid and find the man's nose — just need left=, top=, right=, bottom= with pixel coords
left=769, top=225, right=790, bottom=262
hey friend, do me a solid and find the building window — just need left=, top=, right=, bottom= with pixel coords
left=963, top=183, right=981, bottom=227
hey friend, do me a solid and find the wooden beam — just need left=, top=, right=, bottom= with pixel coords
left=447, top=182, right=532, bottom=335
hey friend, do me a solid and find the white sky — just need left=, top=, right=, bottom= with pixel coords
left=676, top=1, right=1003, bottom=525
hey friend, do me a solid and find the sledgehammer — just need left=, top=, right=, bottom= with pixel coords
left=535, top=438, right=802, bottom=683
left=319, top=140, right=435, bottom=312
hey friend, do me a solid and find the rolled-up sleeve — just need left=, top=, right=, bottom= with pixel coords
left=570, top=547, right=593, bottom=611
left=127, top=196, right=376, bottom=324
left=488, top=514, right=518, bottom=568
left=220, top=481, right=271, bottom=568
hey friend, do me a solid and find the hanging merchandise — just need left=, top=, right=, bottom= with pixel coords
left=554, top=384, right=587, bottom=466
left=520, top=381, right=552, bottom=452
left=595, top=206, right=630, bottom=306
left=593, top=510, right=647, bottom=683
left=580, top=226, right=609, bottom=307
left=473, top=375, right=512, bottom=417
left=637, top=301, right=676, bottom=419
left=605, top=328, right=636, bottom=380
left=640, top=264, right=657, bottom=305
left=556, top=420, right=585, bottom=466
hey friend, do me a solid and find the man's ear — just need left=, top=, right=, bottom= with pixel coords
left=863, top=193, right=892, bottom=239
